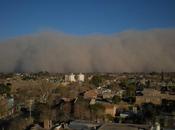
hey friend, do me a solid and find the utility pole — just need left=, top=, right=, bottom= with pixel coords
left=29, top=99, right=33, bottom=122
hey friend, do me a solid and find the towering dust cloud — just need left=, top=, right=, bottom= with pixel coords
left=0, top=29, right=175, bottom=73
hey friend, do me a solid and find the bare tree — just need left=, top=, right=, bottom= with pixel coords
left=36, top=80, right=56, bottom=104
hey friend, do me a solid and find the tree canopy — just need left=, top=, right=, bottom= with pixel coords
left=91, top=75, right=102, bottom=87
left=0, top=83, right=11, bottom=95
left=112, top=95, right=121, bottom=104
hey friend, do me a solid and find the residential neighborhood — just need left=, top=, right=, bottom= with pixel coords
left=1, top=0, right=175, bottom=130
left=0, top=72, right=175, bottom=130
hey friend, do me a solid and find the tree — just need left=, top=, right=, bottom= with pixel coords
left=8, top=116, right=32, bottom=130
left=0, top=99, right=8, bottom=118
left=168, top=84, right=175, bottom=92
left=90, top=103, right=105, bottom=121
left=119, top=80, right=127, bottom=89
left=0, top=83, right=11, bottom=95
left=36, top=80, right=56, bottom=104
left=122, top=83, right=136, bottom=104
left=33, top=102, right=52, bottom=122
left=105, top=114, right=114, bottom=122
left=74, top=97, right=91, bottom=120
left=141, top=103, right=157, bottom=123
left=91, top=75, right=102, bottom=87
left=126, top=84, right=136, bottom=97
left=145, top=80, right=150, bottom=88
left=112, top=95, right=121, bottom=104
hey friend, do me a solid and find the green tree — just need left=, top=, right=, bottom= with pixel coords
left=105, top=114, right=114, bottom=122
left=0, top=83, right=11, bottom=95
left=142, top=103, right=157, bottom=123
left=126, top=84, right=136, bottom=97
left=33, top=102, right=52, bottom=122
left=8, top=117, right=32, bottom=130
left=0, top=100, right=8, bottom=118
left=74, top=97, right=91, bottom=120
left=90, top=103, right=105, bottom=121
left=112, top=95, right=121, bottom=104
left=91, top=75, right=102, bottom=87
left=122, top=82, right=136, bottom=104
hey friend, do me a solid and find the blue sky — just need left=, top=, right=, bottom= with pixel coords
left=0, top=0, right=175, bottom=40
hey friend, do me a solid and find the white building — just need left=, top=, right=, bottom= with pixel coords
left=65, top=73, right=76, bottom=82
left=77, top=73, right=85, bottom=82
left=69, top=73, right=76, bottom=82
left=64, top=75, right=69, bottom=82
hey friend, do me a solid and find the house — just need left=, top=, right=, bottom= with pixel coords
left=69, top=73, right=76, bottom=82
left=52, top=125, right=64, bottom=130
left=65, top=75, right=69, bottom=82
left=0, top=96, right=15, bottom=119
left=135, top=96, right=161, bottom=105
left=89, top=99, right=96, bottom=105
left=116, top=90, right=125, bottom=98
left=84, top=89, right=98, bottom=99
left=102, top=92, right=114, bottom=99
left=98, top=123, right=151, bottom=130
left=52, top=123, right=68, bottom=130
left=44, top=119, right=52, bottom=129
left=28, top=124, right=45, bottom=130
left=135, top=88, right=175, bottom=105
left=77, top=73, right=85, bottom=82
left=135, top=88, right=162, bottom=105
left=65, top=73, right=76, bottom=82
left=103, top=104, right=117, bottom=117
left=68, top=120, right=100, bottom=130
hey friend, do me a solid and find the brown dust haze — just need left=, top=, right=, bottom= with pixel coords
left=0, top=29, right=175, bottom=73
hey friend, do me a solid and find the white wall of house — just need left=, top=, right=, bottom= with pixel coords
left=69, top=73, right=76, bottom=82
left=78, top=73, right=85, bottom=82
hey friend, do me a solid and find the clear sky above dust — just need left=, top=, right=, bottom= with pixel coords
left=0, top=0, right=175, bottom=40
